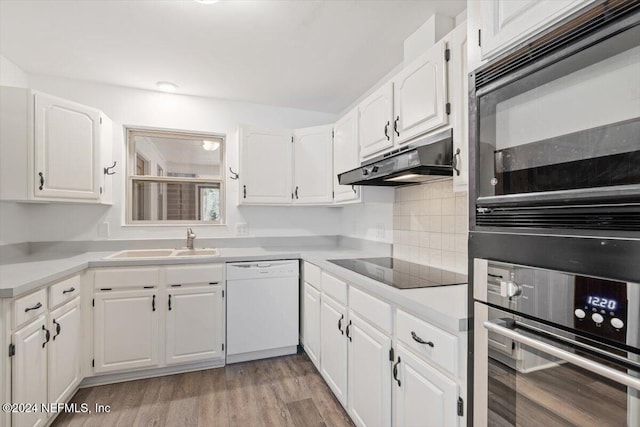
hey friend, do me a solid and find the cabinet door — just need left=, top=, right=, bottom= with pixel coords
left=48, top=297, right=82, bottom=405
left=394, top=345, right=459, bottom=427
left=347, top=312, right=391, bottom=427
left=358, top=83, right=394, bottom=160
left=447, top=24, right=469, bottom=193
left=293, top=125, right=333, bottom=204
left=320, top=295, right=348, bottom=406
left=12, top=317, right=48, bottom=427
left=303, top=283, right=321, bottom=368
left=166, top=285, right=224, bottom=365
left=33, top=92, right=101, bottom=200
left=480, top=0, right=593, bottom=60
left=333, top=108, right=360, bottom=204
left=93, top=289, right=160, bottom=373
left=393, top=40, right=448, bottom=145
left=239, top=125, right=293, bottom=204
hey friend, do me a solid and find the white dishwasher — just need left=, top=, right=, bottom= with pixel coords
left=226, top=260, right=299, bottom=363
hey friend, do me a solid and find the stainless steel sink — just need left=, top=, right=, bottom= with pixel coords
left=105, top=248, right=219, bottom=259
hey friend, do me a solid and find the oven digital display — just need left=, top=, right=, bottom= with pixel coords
left=586, top=296, right=617, bottom=311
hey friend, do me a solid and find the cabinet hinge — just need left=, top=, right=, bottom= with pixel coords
left=222, top=343, right=225, bottom=351
left=457, top=397, right=464, bottom=416
left=478, top=29, right=482, bottom=47
left=445, top=48, right=450, bottom=62
left=291, top=192, right=294, bottom=200
left=332, top=129, right=335, bottom=139
left=389, top=347, right=395, bottom=362
left=92, top=298, right=95, bottom=307
left=92, top=359, right=95, bottom=368
left=99, top=187, right=103, bottom=194
left=9, top=343, right=15, bottom=357
left=291, top=136, right=294, bottom=143
left=222, top=290, right=225, bottom=298
left=332, top=191, right=334, bottom=198
left=100, top=117, right=102, bottom=125
left=446, top=103, right=451, bottom=115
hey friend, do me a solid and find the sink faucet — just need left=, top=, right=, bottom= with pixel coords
left=186, top=228, right=196, bottom=250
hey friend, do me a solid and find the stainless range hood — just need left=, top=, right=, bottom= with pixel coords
left=338, top=128, right=454, bottom=187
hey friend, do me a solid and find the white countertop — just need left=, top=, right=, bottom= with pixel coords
left=0, top=247, right=468, bottom=332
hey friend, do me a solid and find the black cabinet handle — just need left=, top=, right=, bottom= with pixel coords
left=338, top=314, right=344, bottom=335
left=295, top=186, right=299, bottom=199
left=394, top=116, right=400, bottom=137
left=393, top=357, right=401, bottom=387
left=346, top=320, right=352, bottom=342
left=168, top=294, right=172, bottom=311
left=25, top=302, right=42, bottom=312
left=38, top=172, right=44, bottom=190
left=53, top=319, right=61, bottom=340
left=62, top=287, right=76, bottom=294
left=452, top=148, right=461, bottom=176
left=42, top=325, right=50, bottom=348
left=243, top=185, right=247, bottom=199
left=152, top=295, right=156, bottom=312
left=384, top=121, right=390, bottom=141
left=411, top=331, right=434, bottom=347
left=103, top=161, right=117, bottom=175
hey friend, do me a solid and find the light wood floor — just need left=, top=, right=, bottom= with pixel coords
left=52, top=352, right=354, bottom=427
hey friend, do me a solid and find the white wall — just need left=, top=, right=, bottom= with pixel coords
left=17, top=74, right=341, bottom=241
left=0, top=55, right=31, bottom=245
left=340, top=202, right=394, bottom=244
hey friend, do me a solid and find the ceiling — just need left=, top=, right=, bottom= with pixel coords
left=0, top=0, right=466, bottom=114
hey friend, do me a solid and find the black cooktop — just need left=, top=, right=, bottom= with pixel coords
left=328, top=257, right=467, bottom=290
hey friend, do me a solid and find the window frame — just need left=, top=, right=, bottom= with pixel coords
left=125, top=126, right=226, bottom=225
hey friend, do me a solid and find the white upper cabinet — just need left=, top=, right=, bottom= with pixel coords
left=392, top=39, right=448, bottom=145
left=446, top=23, right=469, bottom=192
left=333, top=108, right=360, bottom=204
left=239, top=125, right=293, bottom=205
left=479, top=0, right=594, bottom=61
left=358, top=83, right=394, bottom=159
left=0, top=86, right=113, bottom=204
left=34, top=93, right=101, bottom=200
left=293, top=124, right=333, bottom=204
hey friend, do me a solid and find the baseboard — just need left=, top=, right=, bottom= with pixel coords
left=79, top=358, right=225, bottom=387
left=226, top=345, right=297, bottom=364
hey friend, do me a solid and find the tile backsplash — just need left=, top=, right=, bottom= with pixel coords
left=393, top=179, right=468, bottom=274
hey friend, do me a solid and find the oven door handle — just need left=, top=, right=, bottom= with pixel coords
left=484, top=321, right=640, bottom=391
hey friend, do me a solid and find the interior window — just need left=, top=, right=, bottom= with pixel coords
left=126, top=128, right=225, bottom=224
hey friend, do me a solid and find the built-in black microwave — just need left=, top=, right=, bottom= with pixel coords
left=469, top=0, right=640, bottom=236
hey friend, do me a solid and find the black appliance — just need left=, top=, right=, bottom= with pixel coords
left=328, top=257, right=467, bottom=290
left=469, top=0, right=640, bottom=235
left=337, top=128, right=455, bottom=187
left=473, top=259, right=640, bottom=426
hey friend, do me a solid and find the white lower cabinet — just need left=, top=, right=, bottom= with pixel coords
left=93, top=288, right=160, bottom=373
left=12, top=316, right=48, bottom=427
left=320, top=295, right=348, bottom=405
left=347, top=311, right=392, bottom=427
left=303, top=282, right=321, bottom=368
left=393, top=344, right=459, bottom=427
left=48, top=297, right=82, bottom=405
left=166, top=285, right=224, bottom=365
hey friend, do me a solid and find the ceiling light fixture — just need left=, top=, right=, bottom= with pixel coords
left=202, top=140, right=220, bottom=151
left=156, top=81, right=178, bottom=92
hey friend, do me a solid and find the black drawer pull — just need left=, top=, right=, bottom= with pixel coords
left=411, top=331, right=434, bottom=347
left=346, top=320, right=352, bottom=342
left=393, top=357, right=401, bottom=387
left=62, top=287, right=75, bottom=294
left=338, top=314, right=344, bottom=335
left=25, top=302, right=42, bottom=312
left=209, top=282, right=219, bottom=285
left=53, top=319, right=61, bottom=340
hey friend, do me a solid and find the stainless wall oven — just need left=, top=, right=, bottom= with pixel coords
left=469, top=0, right=640, bottom=235
left=473, top=258, right=640, bottom=426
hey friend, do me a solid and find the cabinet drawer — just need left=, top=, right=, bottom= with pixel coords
left=303, top=262, right=321, bottom=289
left=321, top=272, right=347, bottom=305
left=49, top=274, right=81, bottom=309
left=349, top=287, right=391, bottom=333
left=94, top=267, right=159, bottom=290
left=14, top=288, right=48, bottom=329
left=165, top=264, right=224, bottom=286
left=396, top=309, right=458, bottom=376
